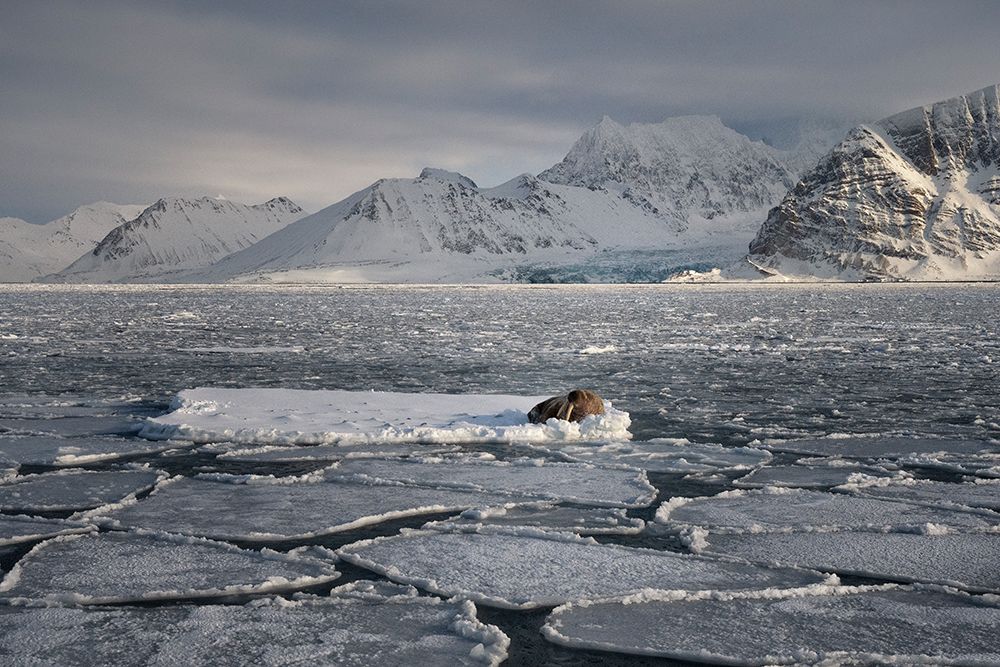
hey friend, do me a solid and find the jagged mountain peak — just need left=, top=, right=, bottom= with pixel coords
left=418, top=168, right=478, bottom=189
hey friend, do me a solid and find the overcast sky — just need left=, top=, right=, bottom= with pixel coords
left=3, top=0, right=1000, bottom=222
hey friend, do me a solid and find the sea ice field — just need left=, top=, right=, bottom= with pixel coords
left=0, top=283, right=998, bottom=665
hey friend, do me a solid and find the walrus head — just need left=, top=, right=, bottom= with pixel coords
left=528, top=388, right=605, bottom=424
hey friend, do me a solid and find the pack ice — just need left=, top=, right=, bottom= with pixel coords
left=542, top=586, right=1000, bottom=664
left=0, top=514, right=94, bottom=547
left=698, top=531, right=1000, bottom=593
left=657, top=489, right=1000, bottom=533
left=844, top=478, right=1000, bottom=511
left=141, top=388, right=631, bottom=445
left=327, top=458, right=656, bottom=507
left=0, top=434, right=191, bottom=466
left=0, top=531, right=340, bottom=604
left=422, top=504, right=645, bottom=536
left=761, top=435, right=999, bottom=458
left=0, top=415, right=142, bottom=438
left=0, top=581, right=508, bottom=666
left=536, top=439, right=771, bottom=473
left=337, top=528, right=828, bottom=609
left=210, top=442, right=462, bottom=463
left=0, top=468, right=164, bottom=512
left=90, top=475, right=529, bottom=541
left=734, top=463, right=899, bottom=489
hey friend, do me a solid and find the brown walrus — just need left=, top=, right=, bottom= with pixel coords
left=528, top=389, right=605, bottom=424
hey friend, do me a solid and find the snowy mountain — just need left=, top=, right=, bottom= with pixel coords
left=47, top=196, right=304, bottom=283
left=0, top=202, right=147, bottom=282
left=186, top=167, right=764, bottom=284
left=747, top=85, right=1000, bottom=281
left=538, top=115, right=800, bottom=228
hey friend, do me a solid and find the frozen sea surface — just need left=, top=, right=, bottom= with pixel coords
left=0, top=468, right=164, bottom=512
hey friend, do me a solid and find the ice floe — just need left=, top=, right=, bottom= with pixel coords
left=0, top=581, right=508, bottom=666
left=0, top=468, right=165, bottom=512
left=0, top=453, right=16, bottom=481
left=0, top=531, right=340, bottom=604
left=337, top=528, right=829, bottom=609
left=0, top=515, right=95, bottom=547
left=843, top=478, right=1000, bottom=512
left=0, top=434, right=194, bottom=466
left=0, top=415, right=142, bottom=438
left=733, top=463, right=900, bottom=489
left=894, top=452, right=1000, bottom=478
left=208, top=441, right=462, bottom=462
left=697, top=530, right=1000, bottom=593
left=140, top=387, right=631, bottom=445
left=534, top=438, right=772, bottom=473
left=88, top=475, right=525, bottom=541
left=326, top=457, right=656, bottom=507
left=761, top=435, right=999, bottom=459
left=656, top=488, right=1000, bottom=533
left=542, top=585, right=1000, bottom=664
left=422, top=503, right=645, bottom=536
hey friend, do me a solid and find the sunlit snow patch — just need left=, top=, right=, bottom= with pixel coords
left=760, top=435, right=999, bottom=459
left=88, top=475, right=529, bottom=541
left=842, top=477, right=1000, bottom=512
left=422, top=503, right=645, bottom=536
left=0, top=468, right=165, bottom=513
left=734, top=463, right=900, bottom=489
left=541, top=585, right=1000, bottom=664
left=656, top=488, right=1000, bottom=533
left=535, top=438, right=771, bottom=473
left=0, top=515, right=95, bottom=547
left=0, top=582, right=508, bottom=666
left=326, top=458, right=656, bottom=508
left=141, top=387, right=631, bottom=445
left=337, top=527, right=829, bottom=610
left=208, top=441, right=462, bottom=463
left=698, top=530, right=1000, bottom=593
left=0, top=531, right=340, bottom=604
left=0, top=435, right=194, bottom=466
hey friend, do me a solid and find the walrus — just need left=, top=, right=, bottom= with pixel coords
left=528, top=389, right=605, bottom=424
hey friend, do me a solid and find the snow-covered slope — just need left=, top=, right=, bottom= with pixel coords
left=0, top=203, right=146, bottom=282
left=47, top=196, right=303, bottom=283
left=538, top=115, right=799, bottom=228
left=747, top=85, right=1000, bottom=281
left=187, top=168, right=764, bottom=284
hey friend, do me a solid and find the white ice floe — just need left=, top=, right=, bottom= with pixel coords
left=535, top=438, right=771, bottom=473
left=0, top=468, right=166, bottom=512
left=0, top=416, right=142, bottom=438
left=842, top=478, right=1000, bottom=512
left=891, top=452, right=1000, bottom=478
left=760, top=435, right=999, bottom=459
left=0, top=531, right=340, bottom=604
left=87, top=475, right=525, bottom=541
left=579, top=345, right=618, bottom=355
left=0, top=435, right=194, bottom=466
left=326, top=457, right=656, bottom=508
left=0, top=583, right=508, bottom=666
left=733, top=463, right=900, bottom=489
left=0, top=515, right=95, bottom=546
left=337, top=528, right=829, bottom=609
left=697, top=530, right=1000, bottom=593
left=140, top=387, right=631, bottom=445
left=209, top=441, right=462, bottom=462
left=656, top=488, right=1000, bottom=533
left=184, top=346, right=305, bottom=354
left=422, top=503, right=645, bottom=536
left=0, top=453, right=16, bottom=481
left=542, top=585, right=1000, bottom=664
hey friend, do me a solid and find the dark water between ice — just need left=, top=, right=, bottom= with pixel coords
left=1, top=283, right=998, bottom=665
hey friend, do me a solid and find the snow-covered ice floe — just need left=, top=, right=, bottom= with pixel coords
left=326, top=458, right=656, bottom=508
left=0, top=531, right=340, bottom=604
left=696, top=530, right=1000, bottom=593
left=208, top=441, right=462, bottom=462
left=0, top=415, right=142, bottom=438
left=733, top=462, right=901, bottom=489
left=760, top=435, right=999, bottom=459
left=0, top=468, right=166, bottom=512
left=422, top=503, right=645, bottom=536
left=0, top=453, right=15, bottom=481
left=0, top=435, right=194, bottom=466
left=842, top=478, right=1000, bottom=512
left=140, top=387, right=631, bottom=445
left=337, top=527, right=830, bottom=610
left=0, top=515, right=95, bottom=547
left=891, top=452, right=1000, bottom=478
left=656, top=488, right=1000, bottom=533
left=541, top=585, right=1000, bottom=664
left=0, top=581, right=508, bottom=666
left=534, top=438, right=771, bottom=473
left=86, top=475, right=531, bottom=541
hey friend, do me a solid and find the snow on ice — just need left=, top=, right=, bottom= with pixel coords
left=0, top=468, right=165, bottom=512
left=337, top=527, right=828, bottom=609
left=542, top=585, right=1000, bottom=664
left=326, top=458, right=656, bottom=508
left=207, top=442, right=462, bottom=463
left=657, top=489, right=1000, bottom=533
left=760, top=435, right=999, bottom=459
left=733, top=463, right=900, bottom=489
left=534, top=438, right=772, bottom=473
left=0, top=515, right=95, bottom=547
left=140, top=388, right=631, bottom=445
left=0, top=434, right=194, bottom=466
left=698, top=530, right=1000, bottom=593
left=422, top=503, right=645, bottom=536
left=0, top=415, right=142, bottom=438
left=0, top=531, right=340, bottom=604
left=843, top=478, right=1000, bottom=512
left=0, top=581, right=508, bottom=666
